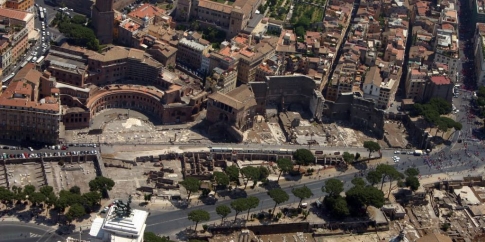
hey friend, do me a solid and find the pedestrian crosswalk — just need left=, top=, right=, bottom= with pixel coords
left=29, top=233, right=41, bottom=238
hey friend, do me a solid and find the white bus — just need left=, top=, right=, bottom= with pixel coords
left=2, top=73, right=15, bottom=83
left=36, top=56, right=45, bottom=65
left=39, top=11, right=44, bottom=21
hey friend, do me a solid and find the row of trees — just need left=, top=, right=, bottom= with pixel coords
left=187, top=186, right=314, bottom=230
left=53, top=13, right=100, bottom=51
left=413, top=98, right=462, bottom=136
left=180, top=149, right=316, bottom=200
left=0, top=176, right=114, bottom=223
left=322, top=165, right=421, bottom=218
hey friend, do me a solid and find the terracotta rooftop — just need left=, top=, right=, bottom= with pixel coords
left=0, top=7, right=33, bottom=21
left=430, top=75, right=451, bottom=85
left=128, top=4, right=165, bottom=20
left=121, top=20, right=141, bottom=32
left=198, top=0, right=233, bottom=14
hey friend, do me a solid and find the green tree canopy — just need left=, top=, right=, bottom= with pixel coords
left=89, top=176, right=115, bottom=193
left=342, top=152, right=355, bottom=163
left=276, top=158, right=293, bottom=182
left=180, top=177, right=201, bottom=199
left=268, top=188, right=289, bottom=215
left=83, top=191, right=102, bottom=208
left=66, top=203, right=86, bottom=223
left=240, top=166, right=260, bottom=189
left=292, top=185, right=313, bottom=207
left=187, top=209, right=210, bottom=231
left=0, top=187, right=14, bottom=206
left=363, top=141, right=381, bottom=158
left=23, top=185, right=36, bottom=196
left=366, top=170, right=382, bottom=185
left=69, top=186, right=81, bottom=195
left=404, top=168, right=420, bottom=177
left=324, top=195, right=349, bottom=218
left=405, top=176, right=420, bottom=191
left=230, top=198, right=249, bottom=221
left=216, top=205, right=231, bottom=223
left=29, top=192, right=45, bottom=206
left=143, top=232, right=174, bottom=242
left=225, top=165, right=240, bottom=182
left=351, top=177, right=366, bottom=187
left=293, top=149, right=315, bottom=168
left=323, top=178, right=344, bottom=197
left=245, top=196, right=260, bottom=219
left=213, top=171, right=230, bottom=187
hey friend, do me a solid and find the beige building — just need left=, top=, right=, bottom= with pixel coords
left=0, top=64, right=62, bottom=144
left=177, top=37, right=210, bottom=72
left=405, top=67, right=427, bottom=101
left=363, top=65, right=400, bottom=109
left=205, top=67, right=238, bottom=94
left=146, top=43, right=177, bottom=67
left=175, top=0, right=261, bottom=38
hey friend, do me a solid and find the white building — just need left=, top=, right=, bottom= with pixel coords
left=434, top=27, right=459, bottom=77
left=89, top=199, right=149, bottom=242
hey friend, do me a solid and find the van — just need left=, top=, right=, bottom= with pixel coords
left=301, top=203, right=308, bottom=208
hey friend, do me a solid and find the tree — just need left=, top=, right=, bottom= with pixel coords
left=40, top=186, right=54, bottom=197
left=23, top=184, right=36, bottom=197
left=292, top=186, right=313, bottom=208
left=363, top=141, right=381, bottom=158
left=245, top=196, right=260, bottom=220
left=66, top=203, right=86, bottom=223
left=295, top=26, right=305, bottom=37
left=405, top=176, right=420, bottom=191
left=230, top=198, right=248, bottom=221
left=323, top=178, right=344, bottom=197
left=83, top=191, right=102, bottom=208
left=187, top=209, right=210, bottom=231
left=258, top=166, right=270, bottom=181
left=144, top=232, right=174, bottom=242
left=213, top=171, right=230, bottom=188
left=376, top=164, right=404, bottom=198
left=69, top=186, right=81, bottom=195
left=89, top=176, right=115, bottom=193
left=366, top=170, right=382, bottom=186
left=404, top=168, right=420, bottom=177
left=29, top=192, right=46, bottom=206
left=355, top=153, right=361, bottom=160
left=364, top=186, right=385, bottom=209
left=216, top=205, right=231, bottom=223
left=240, top=166, right=260, bottom=189
left=293, top=149, right=315, bottom=170
left=268, top=188, right=289, bottom=216
left=0, top=187, right=14, bottom=207
left=351, top=177, right=366, bottom=187
left=225, top=165, right=240, bottom=183
left=342, top=152, right=355, bottom=163
left=180, top=177, right=201, bottom=200
left=325, top=196, right=349, bottom=218
left=276, top=158, right=293, bottom=182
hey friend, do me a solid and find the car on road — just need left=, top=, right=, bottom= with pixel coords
left=394, top=150, right=400, bottom=154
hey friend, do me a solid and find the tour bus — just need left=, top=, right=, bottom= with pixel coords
left=2, top=73, right=15, bottom=83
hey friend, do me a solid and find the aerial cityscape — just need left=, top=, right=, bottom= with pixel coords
left=0, top=0, right=485, bottom=241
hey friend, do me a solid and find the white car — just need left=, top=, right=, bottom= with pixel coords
left=28, top=147, right=33, bottom=151
left=42, top=31, right=45, bottom=35
left=394, top=150, right=400, bottom=154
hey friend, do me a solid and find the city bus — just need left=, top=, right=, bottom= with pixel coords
left=2, top=73, right=15, bottom=83
left=39, top=11, right=44, bottom=21
left=36, top=56, right=45, bottom=65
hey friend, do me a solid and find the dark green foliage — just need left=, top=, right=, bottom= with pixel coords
left=180, top=177, right=201, bottom=199
left=293, top=149, right=315, bottom=167
left=225, top=165, right=240, bottom=182
left=292, top=186, right=313, bottom=207
left=89, top=176, right=115, bottom=193
left=323, top=178, right=344, bottom=197
left=66, top=203, right=86, bottom=223
left=268, top=188, right=289, bottom=215
left=187, top=209, right=210, bottom=230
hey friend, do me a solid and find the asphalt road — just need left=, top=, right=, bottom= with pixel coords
left=0, top=222, right=63, bottom=242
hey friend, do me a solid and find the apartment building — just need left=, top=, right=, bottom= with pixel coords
left=405, top=67, right=427, bottom=101
left=5, top=0, right=34, bottom=12
left=434, top=26, right=459, bottom=76
left=177, top=37, right=210, bottom=72
left=205, top=67, right=238, bottom=94
left=175, top=0, right=261, bottom=38
left=146, top=43, right=177, bottom=67
left=0, top=8, right=33, bottom=66
left=363, top=64, right=400, bottom=109
left=423, top=75, right=453, bottom=103
left=45, top=43, right=163, bottom=87
left=474, top=23, right=485, bottom=85
left=0, top=64, right=62, bottom=144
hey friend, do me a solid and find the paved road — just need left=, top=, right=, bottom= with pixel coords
left=0, top=222, right=64, bottom=242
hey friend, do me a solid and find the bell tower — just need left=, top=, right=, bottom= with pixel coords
left=92, top=0, right=114, bottom=44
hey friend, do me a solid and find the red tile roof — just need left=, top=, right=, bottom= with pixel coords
left=430, top=76, right=451, bottom=85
